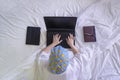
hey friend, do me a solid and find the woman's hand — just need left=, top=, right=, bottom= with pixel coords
left=52, top=34, right=62, bottom=46
left=42, top=34, right=62, bottom=53
left=66, top=33, right=74, bottom=47
left=66, top=33, right=79, bottom=54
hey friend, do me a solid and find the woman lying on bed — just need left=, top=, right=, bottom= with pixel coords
left=38, top=34, right=81, bottom=80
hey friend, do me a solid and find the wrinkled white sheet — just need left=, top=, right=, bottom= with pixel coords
left=0, top=0, right=120, bottom=80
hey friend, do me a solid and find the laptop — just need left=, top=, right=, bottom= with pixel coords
left=44, top=17, right=77, bottom=48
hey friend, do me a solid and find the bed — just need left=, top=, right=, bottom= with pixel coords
left=0, top=0, right=120, bottom=80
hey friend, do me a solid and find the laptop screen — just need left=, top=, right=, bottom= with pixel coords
left=44, top=17, right=77, bottom=29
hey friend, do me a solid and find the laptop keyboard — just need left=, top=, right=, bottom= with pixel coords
left=47, top=30, right=75, bottom=48
left=48, top=32, right=73, bottom=40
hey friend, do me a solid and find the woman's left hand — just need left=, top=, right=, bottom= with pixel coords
left=52, top=34, right=62, bottom=46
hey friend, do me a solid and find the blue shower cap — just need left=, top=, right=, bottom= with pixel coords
left=48, top=46, right=69, bottom=74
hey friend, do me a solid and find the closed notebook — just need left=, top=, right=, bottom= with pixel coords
left=83, top=26, right=96, bottom=42
left=26, top=26, right=41, bottom=45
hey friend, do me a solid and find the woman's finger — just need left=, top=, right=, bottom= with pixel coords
left=59, top=40, right=63, bottom=43
left=58, top=34, right=61, bottom=39
left=68, top=35, right=70, bottom=40
left=70, top=34, right=73, bottom=38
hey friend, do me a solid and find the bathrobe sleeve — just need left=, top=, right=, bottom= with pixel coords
left=37, top=48, right=92, bottom=80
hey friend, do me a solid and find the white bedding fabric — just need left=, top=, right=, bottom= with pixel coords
left=0, top=0, right=120, bottom=80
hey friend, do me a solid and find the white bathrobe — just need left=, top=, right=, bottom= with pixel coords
left=37, top=49, right=92, bottom=80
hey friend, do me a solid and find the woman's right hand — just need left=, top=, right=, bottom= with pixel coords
left=66, top=33, right=74, bottom=47
left=66, top=33, right=79, bottom=54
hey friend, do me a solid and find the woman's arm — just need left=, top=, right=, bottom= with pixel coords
left=42, top=34, right=62, bottom=53
left=66, top=34, right=79, bottom=54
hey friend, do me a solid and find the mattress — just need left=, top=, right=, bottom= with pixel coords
left=0, top=0, right=120, bottom=80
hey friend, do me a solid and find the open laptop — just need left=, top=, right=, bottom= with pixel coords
left=44, top=17, right=77, bottom=48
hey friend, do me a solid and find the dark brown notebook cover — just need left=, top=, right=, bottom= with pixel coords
left=83, top=26, right=96, bottom=42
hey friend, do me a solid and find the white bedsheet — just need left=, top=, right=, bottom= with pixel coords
left=0, top=0, right=120, bottom=80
